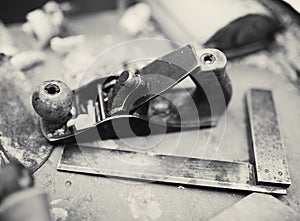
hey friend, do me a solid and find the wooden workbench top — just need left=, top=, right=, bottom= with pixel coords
left=2, top=10, right=300, bottom=221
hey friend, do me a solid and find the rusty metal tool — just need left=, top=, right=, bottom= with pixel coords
left=57, top=89, right=291, bottom=194
left=33, top=44, right=232, bottom=143
left=247, top=89, right=290, bottom=187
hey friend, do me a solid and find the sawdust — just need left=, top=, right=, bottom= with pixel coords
left=231, top=24, right=300, bottom=88
left=127, top=187, right=162, bottom=221
left=50, top=207, right=68, bottom=221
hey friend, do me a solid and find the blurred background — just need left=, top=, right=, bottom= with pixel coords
left=0, top=0, right=129, bottom=23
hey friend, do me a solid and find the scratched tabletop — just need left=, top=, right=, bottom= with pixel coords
left=3, top=11, right=300, bottom=220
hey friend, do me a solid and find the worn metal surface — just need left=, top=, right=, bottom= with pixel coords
left=0, top=55, right=53, bottom=172
left=58, top=144, right=286, bottom=194
left=114, top=44, right=198, bottom=112
left=39, top=45, right=232, bottom=143
left=247, top=89, right=291, bottom=186
left=57, top=86, right=291, bottom=195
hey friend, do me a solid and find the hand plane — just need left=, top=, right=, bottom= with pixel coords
left=32, top=45, right=232, bottom=143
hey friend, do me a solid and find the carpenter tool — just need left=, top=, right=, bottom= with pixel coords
left=32, top=44, right=232, bottom=143
left=58, top=89, right=291, bottom=194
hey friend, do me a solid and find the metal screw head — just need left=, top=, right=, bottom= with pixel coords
left=44, top=83, right=61, bottom=95
left=265, top=169, right=269, bottom=173
left=200, top=53, right=216, bottom=64
left=119, top=70, right=134, bottom=85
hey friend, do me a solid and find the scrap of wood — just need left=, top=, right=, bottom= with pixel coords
left=0, top=55, right=53, bottom=172
left=209, top=193, right=299, bottom=221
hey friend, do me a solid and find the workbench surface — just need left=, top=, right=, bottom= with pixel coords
left=4, top=11, right=300, bottom=221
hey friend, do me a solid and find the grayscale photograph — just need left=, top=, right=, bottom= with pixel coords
left=0, top=0, right=299, bottom=220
